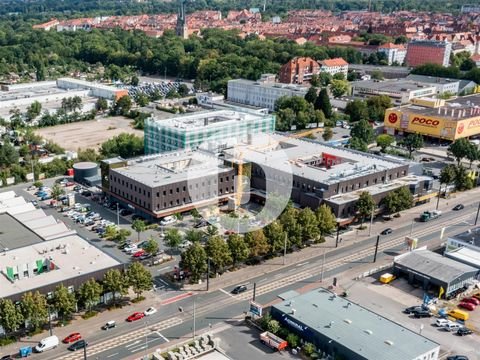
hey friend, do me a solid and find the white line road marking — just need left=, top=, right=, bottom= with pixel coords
left=130, top=345, right=147, bottom=352
left=156, top=331, right=170, bottom=343
left=296, top=261, right=310, bottom=267
left=219, top=288, right=236, bottom=298
left=125, top=340, right=142, bottom=348
left=158, top=278, right=169, bottom=286
left=106, top=353, right=119, bottom=358
left=157, top=266, right=171, bottom=272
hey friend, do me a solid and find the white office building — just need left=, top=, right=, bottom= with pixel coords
left=227, top=75, right=308, bottom=111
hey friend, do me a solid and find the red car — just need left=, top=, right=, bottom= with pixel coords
left=126, top=312, right=145, bottom=322
left=63, top=332, right=82, bottom=344
left=132, top=249, right=146, bottom=258
left=66, top=182, right=75, bottom=187
left=462, top=297, right=480, bottom=306
left=458, top=302, right=476, bottom=311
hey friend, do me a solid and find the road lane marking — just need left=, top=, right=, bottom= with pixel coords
left=161, top=292, right=193, bottom=305
left=219, top=288, right=236, bottom=298
left=296, top=262, right=310, bottom=267
left=106, top=353, right=118, bottom=358
left=158, top=266, right=171, bottom=272
left=125, top=340, right=142, bottom=348
left=156, top=331, right=169, bottom=343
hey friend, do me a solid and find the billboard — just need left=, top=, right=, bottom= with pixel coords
left=249, top=301, right=263, bottom=317
left=384, top=109, right=480, bottom=140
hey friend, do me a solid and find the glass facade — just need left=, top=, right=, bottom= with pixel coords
left=145, top=114, right=275, bottom=154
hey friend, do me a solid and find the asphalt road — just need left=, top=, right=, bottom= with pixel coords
left=39, top=203, right=479, bottom=360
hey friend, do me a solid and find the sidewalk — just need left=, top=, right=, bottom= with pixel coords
left=183, top=187, right=480, bottom=293
left=0, top=290, right=163, bottom=357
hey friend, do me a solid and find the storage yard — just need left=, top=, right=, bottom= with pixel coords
left=35, top=116, right=143, bottom=151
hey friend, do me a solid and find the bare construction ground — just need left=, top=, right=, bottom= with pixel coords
left=35, top=116, right=144, bottom=152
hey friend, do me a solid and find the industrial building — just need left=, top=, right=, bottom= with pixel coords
left=351, top=79, right=437, bottom=105
left=446, top=226, right=480, bottom=253
left=384, top=94, right=480, bottom=141
left=73, top=161, right=100, bottom=186
left=270, top=288, right=440, bottom=360
left=406, top=40, right=452, bottom=67
left=393, top=249, right=478, bottom=299
left=278, top=57, right=321, bottom=84
left=144, top=109, right=275, bottom=154
left=102, top=150, right=235, bottom=220
left=56, top=78, right=128, bottom=101
left=445, top=247, right=480, bottom=270
left=377, top=43, right=407, bottom=65
left=227, top=76, right=308, bottom=111
left=0, top=191, right=121, bottom=301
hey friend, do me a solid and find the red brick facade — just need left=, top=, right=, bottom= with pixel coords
left=278, top=57, right=321, bottom=84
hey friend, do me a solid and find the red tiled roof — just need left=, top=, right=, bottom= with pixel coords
left=320, top=57, right=348, bottom=67
left=378, top=42, right=406, bottom=49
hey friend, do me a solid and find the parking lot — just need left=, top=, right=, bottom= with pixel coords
left=346, top=277, right=480, bottom=359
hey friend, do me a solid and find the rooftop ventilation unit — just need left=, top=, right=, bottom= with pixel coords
left=364, top=329, right=373, bottom=335
left=343, top=319, right=352, bottom=324
left=384, top=340, right=394, bottom=346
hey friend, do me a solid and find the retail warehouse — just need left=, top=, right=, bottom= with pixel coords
left=393, top=249, right=478, bottom=298
left=270, top=288, right=440, bottom=360
left=0, top=191, right=121, bottom=301
left=384, top=94, right=480, bottom=141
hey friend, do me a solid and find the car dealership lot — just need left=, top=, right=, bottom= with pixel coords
left=346, top=277, right=480, bottom=359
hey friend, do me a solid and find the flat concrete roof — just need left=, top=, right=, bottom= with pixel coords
left=0, top=81, right=83, bottom=102
left=449, top=226, right=480, bottom=247
left=352, top=79, right=436, bottom=93
left=389, top=93, right=480, bottom=122
left=148, top=109, right=271, bottom=131
left=0, top=234, right=120, bottom=298
left=394, top=249, right=478, bottom=284
left=406, top=74, right=461, bottom=85
left=223, top=134, right=404, bottom=185
left=0, top=213, right=44, bottom=251
left=112, top=150, right=232, bottom=187
left=228, top=78, right=309, bottom=93
left=272, top=288, right=439, bottom=360
left=445, top=247, right=480, bottom=269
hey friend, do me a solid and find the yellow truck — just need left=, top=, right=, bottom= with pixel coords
left=447, top=309, right=469, bottom=321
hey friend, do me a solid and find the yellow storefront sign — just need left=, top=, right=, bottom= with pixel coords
left=454, top=117, right=480, bottom=139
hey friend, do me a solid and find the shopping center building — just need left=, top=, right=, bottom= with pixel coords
left=384, top=94, right=480, bottom=141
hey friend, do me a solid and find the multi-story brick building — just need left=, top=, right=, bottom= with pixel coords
left=406, top=40, right=452, bottom=67
left=377, top=43, right=407, bottom=65
left=319, top=57, right=349, bottom=77
left=278, top=57, right=321, bottom=84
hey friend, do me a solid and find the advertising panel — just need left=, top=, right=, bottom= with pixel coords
left=384, top=110, right=401, bottom=130
left=454, top=117, right=480, bottom=139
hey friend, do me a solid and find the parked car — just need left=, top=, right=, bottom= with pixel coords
left=160, top=216, right=177, bottom=226
left=458, top=302, right=476, bottom=311
left=447, top=356, right=469, bottom=360
left=462, top=297, right=480, bottom=306
left=404, top=306, right=423, bottom=314
left=62, top=333, right=81, bottom=344
left=435, top=318, right=449, bottom=327
left=413, top=309, right=432, bottom=318
left=457, top=327, right=473, bottom=336
left=144, top=307, right=157, bottom=316
left=68, top=340, right=88, bottom=351
left=34, top=335, right=59, bottom=353
left=132, top=249, right=146, bottom=258
left=101, top=321, right=116, bottom=330
left=231, top=285, right=247, bottom=294
left=453, top=204, right=465, bottom=211
left=194, top=220, right=208, bottom=228
left=178, top=241, right=192, bottom=249
left=126, top=312, right=145, bottom=322
left=443, top=322, right=462, bottom=332
left=124, top=244, right=138, bottom=254
left=381, top=228, right=393, bottom=235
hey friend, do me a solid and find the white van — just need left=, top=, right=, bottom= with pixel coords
left=35, top=335, right=59, bottom=352
left=444, top=322, right=462, bottom=332
left=435, top=318, right=449, bottom=327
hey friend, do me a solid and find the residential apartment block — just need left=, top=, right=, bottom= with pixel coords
left=406, top=40, right=452, bottom=67
left=227, top=76, right=308, bottom=111
left=278, top=57, right=321, bottom=84
left=377, top=43, right=407, bottom=65
left=144, top=109, right=275, bottom=154
left=319, top=57, right=349, bottom=77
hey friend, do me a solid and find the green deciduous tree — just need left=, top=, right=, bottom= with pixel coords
left=21, top=291, right=48, bottom=330
left=0, top=298, right=23, bottom=334
left=103, top=269, right=128, bottom=305
left=304, top=87, right=317, bottom=104
left=454, top=165, right=474, bottom=191
left=449, top=138, right=476, bottom=165
left=181, top=242, right=207, bottom=283
left=95, top=98, right=109, bottom=112
left=52, top=284, right=76, bottom=319
left=367, top=95, right=392, bottom=123
left=297, top=207, right=320, bottom=242
left=345, top=99, right=369, bottom=123
left=77, top=278, right=103, bottom=312
left=314, top=88, right=332, bottom=118
left=315, top=204, right=337, bottom=241
left=127, top=262, right=153, bottom=299
left=100, top=133, right=144, bottom=159
left=399, top=133, right=424, bottom=158
left=0, top=141, right=19, bottom=169
left=279, top=206, right=301, bottom=248
left=355, top=192, right=375, bottom=226
left=51, top=183, right=65, bottom=204
left=184, top=229, right=203, bottom=243
left=440, top=164, right=456, bottom=190
left=330, top=79, right=349, bottom=98
left=131, top=219, right=146, bottom=242
left=376, top=134, right=394, bottom=152
left=205, top=235, right=231, bottom=273
left=351, top=119, right=374, bottom=144
left=26, top=101, right=42, bottom=121
left=381, top=186, right=413, bottom=214
left=244, top=229, right=270, bottom=257
left=227, top=234, right=249, bottom=267
left=111, top=95, right=133, bottom=116
left=263, top=220, right=286, bottom=253
left=322, top=127, right=333, bottom=141
left=164, top=228, right=182, bottom=252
